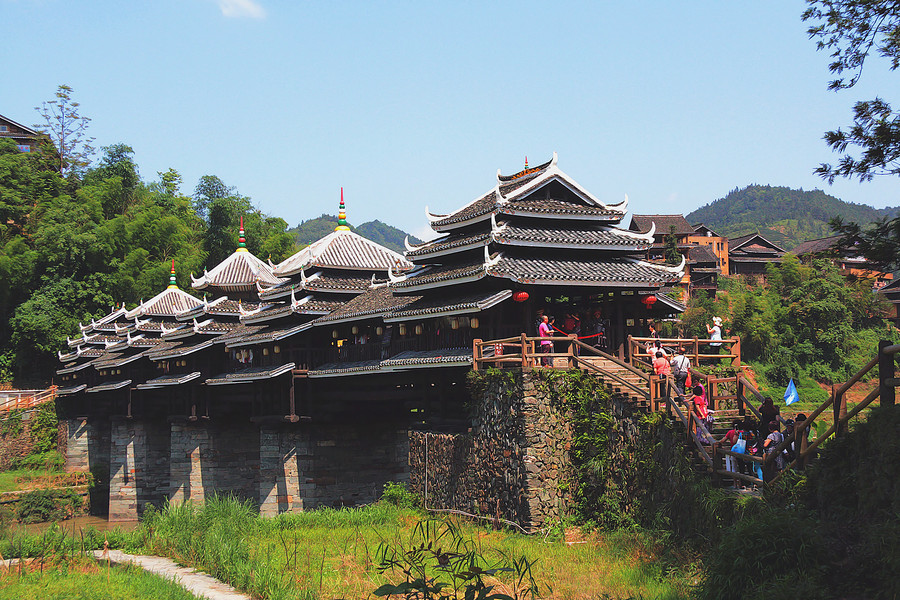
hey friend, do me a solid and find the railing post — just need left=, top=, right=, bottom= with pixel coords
left=833, top=384, right=847, bottom=437
left=521, top=333, right=528, bottom=369
left=567, top=334, right=576, bottom=368
left=627, top=335, right=634, bottom=366
left=731, top=336, right=741, bottom=368
left=737, top=377, right=745, bottom=416
left=472, top=339, right=482, bottom=371
left=692, top=336, right=699, bottom=363
left=879, top=339, right=895, bottom=406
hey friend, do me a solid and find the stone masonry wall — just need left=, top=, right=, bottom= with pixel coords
left=409, top=370, right=573, bottom=532
left=260, top=420, right=409, bottom=515
left=108, top=419, right=170, bottom=521
left=169, top=422, right=259, bottom=507
left=64, top=418, right=110, bottom=515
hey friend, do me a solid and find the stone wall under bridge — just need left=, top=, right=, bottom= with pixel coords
left=408, top=370, right=646, bottom=533
left=63, top=414, right=410, bottom=520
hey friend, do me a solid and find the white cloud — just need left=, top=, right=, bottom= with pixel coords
left=216, top=0, right=266, bottom=19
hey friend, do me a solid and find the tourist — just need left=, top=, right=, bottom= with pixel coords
left=653, top=351, right=671, bottom=379
left=670, top=347, right=691, bottom=395
left=762, top=420, right=785, bottom=481
left=707, top=317, right=723, bottom=355
left=539, top=315, right=552, bottom=366
left=758, top=397, right=780, bottom=440
left=691, top=383, right=710, bottom=440
left=715, top=420, right=744, bottom=488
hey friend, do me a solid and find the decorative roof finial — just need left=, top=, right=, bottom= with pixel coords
left=167, top=258, right=178, bottom=289
left=524, top=156, right=528, bottom=169
left=237, top=215, right=248, bottom=252
left=335, top=187, right=351, bottom=231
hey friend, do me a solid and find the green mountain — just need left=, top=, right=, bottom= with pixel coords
left=289, top=215, right=422, bottom=254
left=686, top=185, right=898, bottom=249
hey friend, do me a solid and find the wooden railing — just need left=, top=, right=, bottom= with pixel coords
left=766, top=340, right=897, bottom=485
left=629, top=335, right=742, bottom=368
left=0, top=386, right=58, bottom=416
left=473, top=335, right=651, bottom=401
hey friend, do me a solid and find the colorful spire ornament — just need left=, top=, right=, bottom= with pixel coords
left=524, top=156, right=528, bottom=169
left=335, top=187, right=351, bottom=231
left=167, top=259, right=178, bottom=289
left=237, top=215, right=248, bottom=252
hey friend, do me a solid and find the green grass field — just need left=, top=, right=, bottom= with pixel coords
left=0, top=498, right=697, bottom=599
left=0, top=558, right=197, bottom=600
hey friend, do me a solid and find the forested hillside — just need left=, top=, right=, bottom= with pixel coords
left=0, top=137, right=294, bottom=384
left=289, top=216, right=421, bottom=254
left=686, top=185, right=897, bottom=249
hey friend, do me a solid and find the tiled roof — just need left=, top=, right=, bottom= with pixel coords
left=687, top=245, right=719, bottom=264
left=241, top=297, right=346, bottom=323
left=405, top=232, right=491, bottom=259
left=225, top=322, right=313, bottom=348
left=86, top=380, right=132, bottom=393
left=274, top=229, right=412, bottom=275
left=93, top=351, right=147, bottom=369
left=729, top=233, right=787, bottom=253
left=136, top=371, right=202, bottom=389
left=426, top=155, right=626, bottom=231
left=791, top=236, right=842, bottom=256
left=496, top=223, right=652, bottom=250
left=487, top=256, right=683, bottom=287
left=732, top=243, right=781, bottom=255
left=125, top=286, right=203, bottom=319
left=497, top=199, right=623, bottom=219
left=385, top=290, right=511, bottom=322
left=57, top=384, right=87, bottom=396
left=307, top=360, right=383, bottom=378
left=68, top=334, right=120, bottom=348
left=205, top=362, right=295, bottom=385
left=630, top=215, right=694, bottom=235
left=57, top=360, right=99, bottom=375
left=393, top=261, right=487, bottom=290
left=176, top=298, right=258, bottom=320
left=258, top=272, right=375, bottom=300
left=308, top=348, right=473, bottom=378
left=192, top=248, right=285, bottom=291
left=314, top=286, right=420, bottom=324
left=148, top=338, right=217, bottom=360
left=381, top=347, right=472, bottom=368
left=80, top=305, right=128, bottom=333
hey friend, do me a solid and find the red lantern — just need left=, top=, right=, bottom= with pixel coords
left=512, top=290, right=529, bottom=302
left=642, top=295, right=657, bottom=307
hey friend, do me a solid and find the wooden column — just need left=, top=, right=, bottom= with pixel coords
left=879, top=339, right=895, bottom=406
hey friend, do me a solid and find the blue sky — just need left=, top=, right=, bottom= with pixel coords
left=2, top=1, right=897, bottom=241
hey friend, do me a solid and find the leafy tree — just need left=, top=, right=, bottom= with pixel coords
left=664, top=225, right=680, bottom=265
left=33, top=84, right=96, bottom=176
left=193, top=174, right=233, bottom=221
left=803, top=1, right=900, bottom=182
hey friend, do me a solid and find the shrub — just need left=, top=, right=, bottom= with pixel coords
left=16, top=488, right=83, bottom=523
left=11, top=450, right=65, bottom=471
left=380, top=481, right=417, bottom=508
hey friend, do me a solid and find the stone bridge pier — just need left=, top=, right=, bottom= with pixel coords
left=65, top=415, right=410, bottom=520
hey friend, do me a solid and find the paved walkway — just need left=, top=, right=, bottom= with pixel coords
left=92, top=550, right=251, bottom=600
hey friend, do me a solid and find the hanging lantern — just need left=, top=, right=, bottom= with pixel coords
left=262, top=347, right=269, bottom=356
left=375, top=326, right=383, bottom=336
left=642, top=295, right=658, bottom=308
left=399, top=323, right=407, bottom=335
left=415, top=324, right=424, bottom=335
left=512, top=290, right=529, bottom=302
left=332, top=329, right=339, bottom=339
left=351, top=325, right=359, bottom=335
left=470, top=317, right=480, bottom=329
left=450, top=317, right=459, bottom=330
left=273, top=345, right=281, bottom=354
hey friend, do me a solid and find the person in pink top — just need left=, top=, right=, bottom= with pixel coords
left=652, top=351, right=671, bottom=378
left=539, top=315, right=553, bottom=366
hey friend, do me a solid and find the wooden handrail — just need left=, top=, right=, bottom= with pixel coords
left=575, top=357, right=649, bottom=400
left=571, top=338, right=650, bottom=381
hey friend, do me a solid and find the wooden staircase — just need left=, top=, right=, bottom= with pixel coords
left=0, top=386, right=58, bottom=417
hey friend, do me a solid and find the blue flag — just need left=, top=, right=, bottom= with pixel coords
left=784, top=378, right=799, bottom=405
